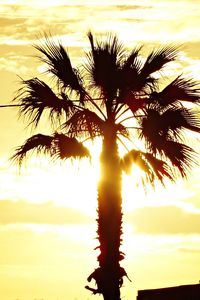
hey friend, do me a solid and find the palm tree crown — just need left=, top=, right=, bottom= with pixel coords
left=13, top=32, right=200, bottom=179
left=12, top=32, right=200, bottom=300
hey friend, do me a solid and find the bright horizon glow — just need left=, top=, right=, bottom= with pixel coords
left=1, top=148, right=197, bottom=216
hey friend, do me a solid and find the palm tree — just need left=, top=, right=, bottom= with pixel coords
left=12, top=32, right=200, bottom=300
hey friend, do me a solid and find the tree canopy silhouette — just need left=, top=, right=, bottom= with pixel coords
left=12, top=32, right=200, bottom=300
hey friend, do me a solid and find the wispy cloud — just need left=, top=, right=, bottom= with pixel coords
left=1, top=1, right=200, bottom=46
left=0, top=0, right=200, bottom=94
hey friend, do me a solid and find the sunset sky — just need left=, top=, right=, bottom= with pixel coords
left=1, top=1, right=200, bottom=299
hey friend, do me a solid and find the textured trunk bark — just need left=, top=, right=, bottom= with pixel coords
left=96, top=131, right=123, bottom=300
left=86, top=127, right=128, bottom=299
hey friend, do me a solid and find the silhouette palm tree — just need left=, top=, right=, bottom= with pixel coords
left=12, top=32, right=200, bottom=300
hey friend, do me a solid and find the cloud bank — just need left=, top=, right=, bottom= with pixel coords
left=0, top=200, right=92, bottom=224
left=130, top=206, right=200, bottom=235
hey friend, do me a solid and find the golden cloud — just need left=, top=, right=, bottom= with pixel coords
left=0, top=200, right=92, bottom=224
left=130, top=205, right=200, bottom=235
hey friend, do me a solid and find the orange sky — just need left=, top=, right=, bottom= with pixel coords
left=0, top=1, right=200, bottom=300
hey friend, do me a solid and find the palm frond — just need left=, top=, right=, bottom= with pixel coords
left=11, top=132, right=90, bottom=167
left=121, top=149, right=146, bottom=173
left=140, top=46, right=178, bottom=77
left=118, top=47, right=143, bottom=93
left=118, top=91, right=147, bottom=115
left=14, top=78, right=75, bottom=127
left=116, top=123, right=129, bottom=139
left=139, top=106, right=200, bottom=151
left=116, top=48, right=147, bottom=111
left=139, top=106, right=199, bottom=177
left=88, top=31, right=125, bottom=62
left=158, top=141, right=198, bottom=178
left=53, top=133, right=90, bottom=159
left=11, top=134, right=54, bottom=167
left=122, top=46, right=143, bottom=70
left=140, top=107, right=199, bottom=174
left=34, top=36, right=86, bottom=102
left=150, top=76, right=200, bottom=106
left=160, top=107, right=200, bottom=138
left=139, top=108, right=162, bottom=153
left=64, top=108, right=104, bottom=139
left=121, top=149, right=173, bottom=185
left=133, top=46, right=178, bottom=92
left=86, top=31, right=125, bottom=100
left=142, top=152, right=174, bottom=182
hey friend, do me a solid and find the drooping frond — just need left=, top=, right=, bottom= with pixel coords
left=11, top=134, right=54, bottom=167
left=140, top=106, right=200, bottom=150
left=53, top=133, right=90, bottom=159
left=86, top=31, right=125, bottom=100
left=64, top=108, right=104, bottom=139
left=138, top=105, right=199, bottom=177
left=139, top=108, right=163, bottom=153
left=159, top=107, right=200, bottom=138
left=14, top=78, right=75, bottom=127
left=34, top=36, right=86, bottom=101
left=150, top=76, right=200, bottom=106
left=11, top=132, right=90, bottom=167
left=121, top=149, right=173, bottom=185
left=157, top=141, right=198, bottom=178
left=142, top=152, right=174, bottom=182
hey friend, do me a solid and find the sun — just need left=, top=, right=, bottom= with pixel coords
left=13, top=151, right=145, bottom=215
left=13, top=152, right=144, bottom=216
left=8, top=136, right=191, bottom=221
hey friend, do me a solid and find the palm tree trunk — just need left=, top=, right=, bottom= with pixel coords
left=96, top=132, right=124, bottom=300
